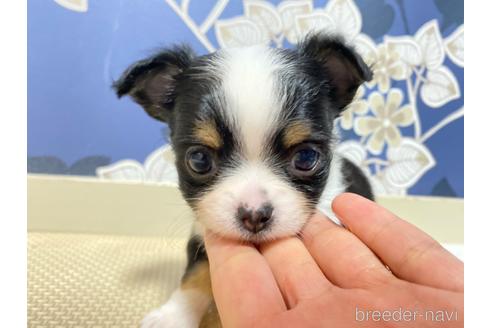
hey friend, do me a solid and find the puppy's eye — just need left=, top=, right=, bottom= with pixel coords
left=291, top=147, right=319, bottom=172
left=186, top=147, right=214, bottom=175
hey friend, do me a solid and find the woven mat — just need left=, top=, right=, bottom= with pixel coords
left=28, top=232, right=188, bottom=327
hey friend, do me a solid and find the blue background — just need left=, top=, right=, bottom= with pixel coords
left=28, top=0, right=463, bottom=197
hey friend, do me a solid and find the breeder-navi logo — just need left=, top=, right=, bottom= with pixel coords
left=355, top=307, right=459, bottom=322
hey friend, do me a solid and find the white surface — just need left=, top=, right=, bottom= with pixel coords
left=443, top=243, right=464, bottom=261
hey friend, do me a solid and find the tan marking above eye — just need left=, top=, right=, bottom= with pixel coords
left=283, top=121, right=312, bottom=148
left=194, top=121, right=223, bottom=149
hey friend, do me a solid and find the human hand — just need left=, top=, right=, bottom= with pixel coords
left=204, top=193, right=463, bottom=328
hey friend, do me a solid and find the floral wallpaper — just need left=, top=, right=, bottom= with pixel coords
left=28, top=0, right=463, bottom=198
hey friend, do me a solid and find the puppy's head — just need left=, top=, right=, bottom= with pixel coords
left=114, top=34, right=372, bottom=242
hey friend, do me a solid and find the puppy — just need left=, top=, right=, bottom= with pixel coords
left=114, top=33, right=373, bottom=328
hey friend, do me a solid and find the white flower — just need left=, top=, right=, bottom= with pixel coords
left=294, top=0, right=362, bottom=42
left=340, top=87, right=368, bottom=130
left=216, top=0, right=364, bottom=48
left=216, top=0, right=308, bottom=48
left=369, top=173, right=406, bottom=196
left=54, top=0, right=88, bottom=12
left=445, top=25, right=464, bottom=67
left=366, top=44, right=406, bottom=93
left=354, top=89, right=414, bottom=154
left=96, top=145, right=178, bottom=185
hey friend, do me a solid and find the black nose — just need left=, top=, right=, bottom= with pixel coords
left=237, top=203, right=273, bottom=233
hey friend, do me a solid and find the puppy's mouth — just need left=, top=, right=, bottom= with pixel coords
left=205, top=225, right=285, bottom=245
left=196, top=207, right=314, bottom=244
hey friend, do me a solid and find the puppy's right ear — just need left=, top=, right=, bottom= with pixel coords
left=113, top=45, right=195, bottom=123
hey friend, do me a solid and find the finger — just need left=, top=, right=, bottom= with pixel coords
left=259, top=237, right=332, bottom=308
left=301, top=211, right=393, bottom=289
left=333, top=193, right=463, bottom=292
left=204, top=232, right=286, bottom=328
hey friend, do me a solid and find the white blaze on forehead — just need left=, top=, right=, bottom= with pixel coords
left=219, top=45, right=285, bottom=159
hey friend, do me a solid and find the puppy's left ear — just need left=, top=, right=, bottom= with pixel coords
left=299, top=33, right=373, bottom=112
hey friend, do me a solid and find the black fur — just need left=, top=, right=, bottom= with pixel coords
left=182, top=235, right=207, bottom=281
left=341, top=158, right=374, bottom=201
left=298, top=33, right=373, bottom=112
